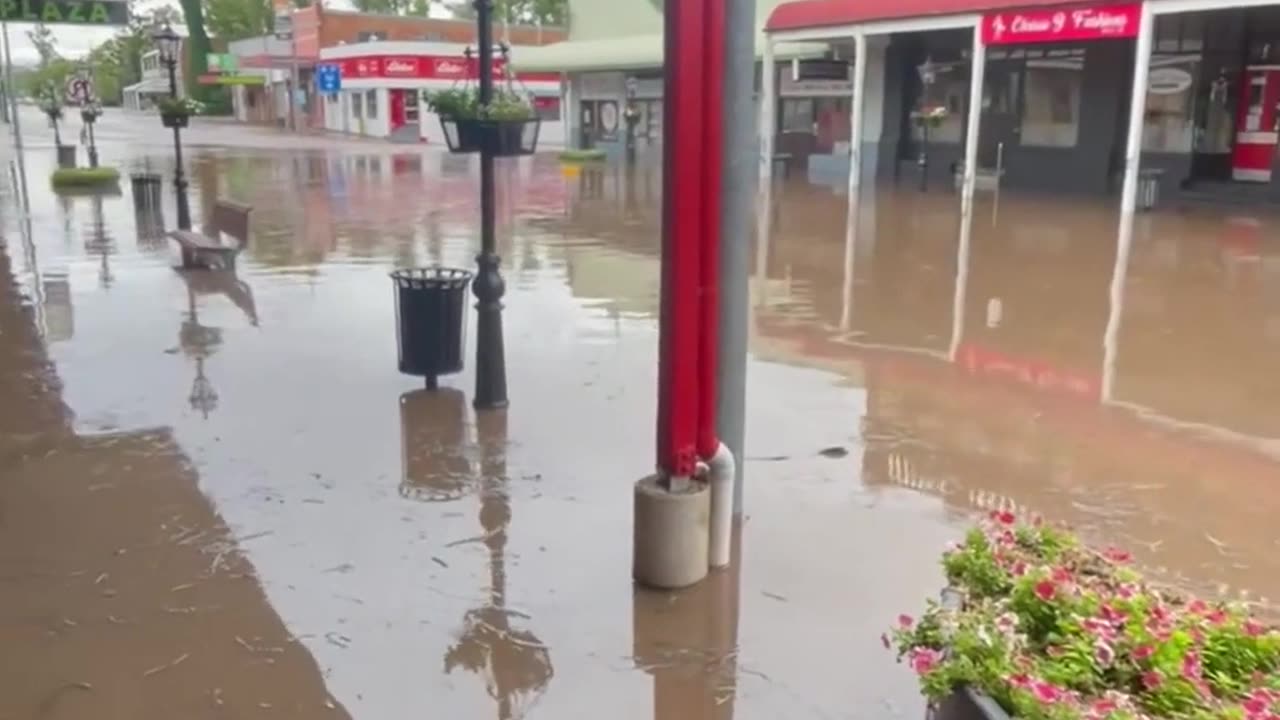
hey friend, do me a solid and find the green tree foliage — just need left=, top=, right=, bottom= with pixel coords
left=446, top=0, right=567, bottom=25
left=203, top=0, right=272, bottom=42
left=26, top=23, right=59, bottom=65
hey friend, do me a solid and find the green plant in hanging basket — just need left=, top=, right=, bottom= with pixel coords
left=424, top=88, right=480, bottom=119
left=479, top=90, right=535, bottom=122
left=156, top=96, right=205, bottom=117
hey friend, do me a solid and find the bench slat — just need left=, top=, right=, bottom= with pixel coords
left=169, top=230, right=226, bottom=251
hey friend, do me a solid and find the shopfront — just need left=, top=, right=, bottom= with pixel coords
left=318, top=42, right=563, bottom=145
left=764, top=0, right=1280, bottom=205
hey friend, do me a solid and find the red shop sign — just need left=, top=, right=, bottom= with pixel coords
left=982, top=3, right=1141, bottom=45
left=335, top=54, right=505, bottom=80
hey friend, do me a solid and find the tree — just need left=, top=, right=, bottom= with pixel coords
left=446, top=0, right=567, bottom=25
left=203, top=0, right=272, bottom=42
left=27, top=23, right=59, bottom=65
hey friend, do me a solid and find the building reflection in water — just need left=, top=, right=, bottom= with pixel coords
left=84, top=195, right=115, bottom=289
left=442, top=409, right=553, bottom=720
left=633, top=530, right=741, bottom=720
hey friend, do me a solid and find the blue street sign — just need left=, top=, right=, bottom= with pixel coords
left=316, top=64, right=341, bottom=94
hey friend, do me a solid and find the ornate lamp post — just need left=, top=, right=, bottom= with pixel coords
left=472, top=0, right=507, bottom=410
left=153, top=23, right=191, bottom=231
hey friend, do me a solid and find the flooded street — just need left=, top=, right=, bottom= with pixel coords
left=2, top=107, right=1279, bottom=718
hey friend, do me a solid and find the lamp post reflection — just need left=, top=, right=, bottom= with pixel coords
left=176, top=270, right=259, bottom=418
left=443, top=409, right=553, bottom=719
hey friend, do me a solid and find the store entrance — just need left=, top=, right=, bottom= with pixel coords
left=978, top=62, right=1022, bottom=170
left=1230, top=66, right=1280, bottom=182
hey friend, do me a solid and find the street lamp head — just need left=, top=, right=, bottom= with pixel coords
left=152, top=23, right=181, bottom=65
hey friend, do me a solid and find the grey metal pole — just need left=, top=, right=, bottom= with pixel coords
left=2, top=19, right=28, bottom=209
left=717, top=0, right=755, bottom=516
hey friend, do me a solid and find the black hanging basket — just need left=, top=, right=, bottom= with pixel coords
left=439, top=117, right=484, bottom=154
left=483, top=118, right=541, bottom=157
left=161, top=112, right=189, bottom=129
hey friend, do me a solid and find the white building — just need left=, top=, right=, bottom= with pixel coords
left=318, top=41, right=564, bottom=146
left=122, top=49, right=184, bottom=111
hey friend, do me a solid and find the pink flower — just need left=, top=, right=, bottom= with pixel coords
left=898, top=614, right=914, bottom=629
left=1182, top=651, right=1203, bottom=680
left=1132, top=645, right=1155, bottom=662
left=1103, top=547, right=1132, bottom=564
left=1032, top=681, right=1063, bottom=704
left=990, top=510, right=1016, bottom=525
left=1090, top=699, right=1117, bottom=715
left=1007, top=673, right=1032, bottom=689
left=1117, top=583, right=1137, bottom=599
left=1244, top=697, right=1268, bottom=716
left=1188, top=599, right=1208, bottom=614
left=1142, top=670, right=1163, bottom=690
left=1094, top=640, right=1115, bottom=666
left=1034, top=580, right=1056, bottom=602
left=1207, top=609, right=1228, bottom=626
left=1245, top=619, right=1266, bottom=637
left=881, top=633, right=891, bottom=649
left=1051, top=566, right=1073, bottom=584
left=1011, top=561, right=1028, bottom=577
left=909, top=647, right=942, bottom=675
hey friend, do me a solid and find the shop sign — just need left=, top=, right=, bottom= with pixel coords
left=334, top=54, right=528, bottom=80
left=1149, top=67, right=1193, bottom=95
left=982, top=3, right=1140, bottom=45
left=0, top=0, right=128, bottom=25
left=206, top=53, right=238, bottom=73
left=197, top=73, right=266, bottom=86
left=793, top=59, right=849, bottom=82
left=779, top=72, right=851, bottom=98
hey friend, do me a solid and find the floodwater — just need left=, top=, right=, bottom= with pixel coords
left=1, top=107, right=1279, bottom=718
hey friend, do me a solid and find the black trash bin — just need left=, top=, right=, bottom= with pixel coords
left=56, top=144, right=76, bottom=169
left=391, top=267, right=472, bottom=389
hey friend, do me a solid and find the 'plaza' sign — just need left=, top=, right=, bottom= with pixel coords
left=982, top=2, right=1139, bottom=45
left=0, top=0, right=127, bottom=24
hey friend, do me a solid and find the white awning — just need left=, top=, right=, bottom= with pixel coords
left=512, top=34, right=826, bottom=73
left=122, top=78, right=170, bottom=94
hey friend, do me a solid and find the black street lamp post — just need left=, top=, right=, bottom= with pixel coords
left=472, top=0, right=508, bottom=410
left=153, top=23, right=191, bottom=231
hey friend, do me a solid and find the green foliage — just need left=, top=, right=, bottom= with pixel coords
left=51, top=167, right=121, bottom=188
left=889, top=515, right=1280, bottom=719
left=157, top=96, right=206, bottom=115
left=558, top=149, right=606, bottom=163
left=203, top=0, right=272, bottom=42
left=444, top=0, right=567, bottom=25
left=423, top=87, right=533, bottom=121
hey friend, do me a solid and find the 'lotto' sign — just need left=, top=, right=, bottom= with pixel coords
left=982, top=3, right=1140, bottom=45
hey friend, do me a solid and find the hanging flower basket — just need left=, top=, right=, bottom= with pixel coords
left=157, top=96, right=203, bottom=129
left=161, top=112, right=189, bottom=129
left=484, top=118, right=540, bottom=157
left=439, top=116, right=484, bottom=154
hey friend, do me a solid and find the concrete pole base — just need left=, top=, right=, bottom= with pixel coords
left=633, top=474, right=710, bottom=589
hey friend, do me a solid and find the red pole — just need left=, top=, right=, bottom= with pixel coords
left=656, top=0, right=705, bottom=478
left=697, top=0, right=725, bottom=460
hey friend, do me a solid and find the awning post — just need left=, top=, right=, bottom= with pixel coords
left=759, top=38, right=777, bottom=188
left=847, top=31, right=867, bottom=198
left=1119, top=3, right=1154, bottom=216
left=960, top=21, right=985, bottom=220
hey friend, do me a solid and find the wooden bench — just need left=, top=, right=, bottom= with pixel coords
left=170, top=199, right=252, bottom=270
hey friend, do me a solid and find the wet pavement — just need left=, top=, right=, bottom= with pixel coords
left=2, top=103, right=1279, bottom=718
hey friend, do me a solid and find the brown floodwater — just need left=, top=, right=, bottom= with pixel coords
left=1, top=106, right=1279, bottom=718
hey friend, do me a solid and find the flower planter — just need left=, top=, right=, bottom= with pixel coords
left=933, top=686, right=1012, bottom=720
left=439, top=117, right=484, bottom=154
left=161, top=112, right=189, bottom=129
left=483, top=119, right=540, bottom=157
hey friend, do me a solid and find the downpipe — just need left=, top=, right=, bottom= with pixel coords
left=705, top=442, right=735, bottom=568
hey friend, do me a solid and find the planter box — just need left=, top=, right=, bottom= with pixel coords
left=161, top=112, right=189, bottom=129
left=439, top=117, right=483, bottom=154
left=484, top=119, right=539, bottom=157
left=934, top=687, right=1012, bottom=720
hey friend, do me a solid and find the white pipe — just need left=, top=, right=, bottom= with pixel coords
left=1119, top=3, right=1154, bottom=216
left=848, top=31, right=867, bottom=198
left=960, top=22, right=985, bottom=220
left=948, top=204, right=974, bottom=362
left=1102, top=216, right=1135, bottom=402
left=759, top=39, right=777, bottom=190
left=706, top=442, right=735, bottom=569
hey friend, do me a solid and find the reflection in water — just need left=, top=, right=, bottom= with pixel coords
left=399, top=387, right=473, bottom=501
left=633, top=530, right=742, bottom=720
left=444, top=410, right=554, bottom=720
left=176, top=269, right=258, bottom=418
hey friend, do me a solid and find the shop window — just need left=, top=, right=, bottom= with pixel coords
left=1020, top=57, right=1083, bottom=147
left=780, top=99, right=814, bottom=133
left=642, top=100, right=662, bottom=141
left=1144, top=55, right=1199, bottom=153
left=365, top=90, right=378, bottom=118
left=813, top=97, right=851, bottom=153
left=911, top=59, right=967, bottom=144
left=353, top=92, right=363, bottom=118
left=534, top=96, right=560, bottom=121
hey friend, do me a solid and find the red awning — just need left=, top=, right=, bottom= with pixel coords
left=766, top=0, right=1084, bottom=33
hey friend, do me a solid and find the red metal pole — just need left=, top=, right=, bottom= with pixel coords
left=697, top=0, right=725, bottom=460
left=656, top=0, right=705, bottom=478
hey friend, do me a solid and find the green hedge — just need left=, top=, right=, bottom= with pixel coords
left=558, top=149, right=607, bottom=163
left=51, top=167, right=121, bottom=188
